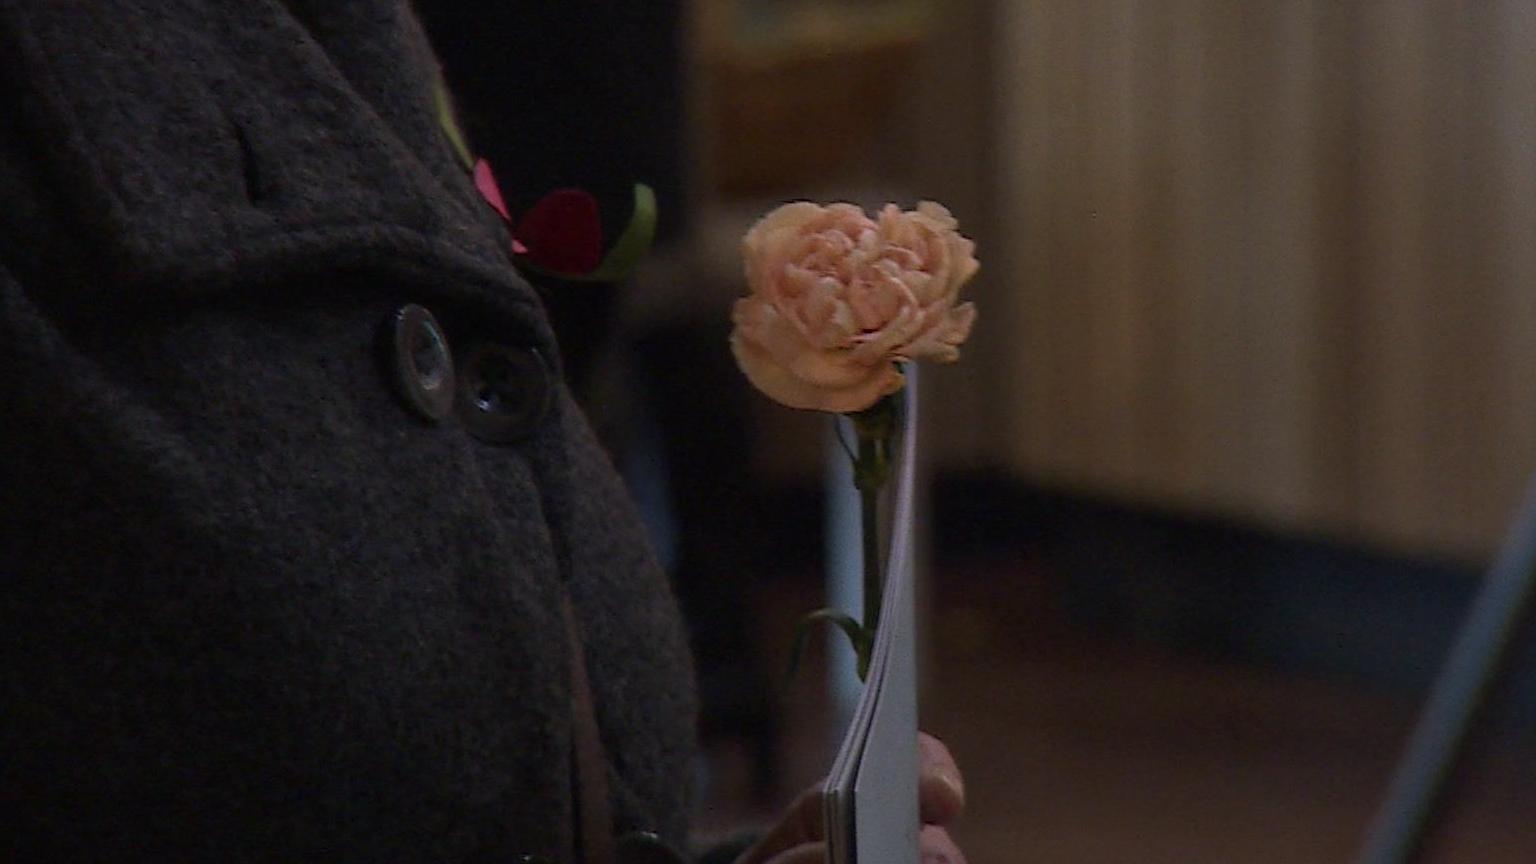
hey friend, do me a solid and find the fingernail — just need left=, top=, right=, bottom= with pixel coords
left=937, top=770, right=966, bottom=807
left=923, top=854, right=952, bottom=864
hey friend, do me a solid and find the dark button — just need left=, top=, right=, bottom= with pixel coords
left=455, top=341, right=554, bottom=443
left=616, top=831, right=688, bottom=864
left=389, top=304, right=455, bottom=421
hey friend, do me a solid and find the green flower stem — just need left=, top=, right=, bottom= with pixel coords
left=849, top=394, right=898, bottom=678
left=859, top=479, right=881, bottom=650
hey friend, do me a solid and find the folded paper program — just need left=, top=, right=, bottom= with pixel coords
left=824, top=366, right=921, bottom=864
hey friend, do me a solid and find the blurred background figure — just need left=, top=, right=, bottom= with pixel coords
left=426, top=1, right=1536, bottom=861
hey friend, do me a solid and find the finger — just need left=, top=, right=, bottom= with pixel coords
left=761, top=841, right=827, bottom=864
left=919, top=825, right=968, bottom=864
left=919, top=733, right=966, bottom=825
left=732, top=787, right=824, bottom=864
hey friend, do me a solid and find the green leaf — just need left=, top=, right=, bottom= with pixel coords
left=434, top=77, right=475, bottom=171
left=581, top=183, right=657, bottom=282
left=786, top=607, right=873, bottom=683
left=514, top=184, right=659, bottom=283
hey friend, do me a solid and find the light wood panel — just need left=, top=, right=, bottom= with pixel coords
left=992, top=1, right=1536, bottom=560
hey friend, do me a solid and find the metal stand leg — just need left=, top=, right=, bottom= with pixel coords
left=1356, top=475, right=1536, bottom=864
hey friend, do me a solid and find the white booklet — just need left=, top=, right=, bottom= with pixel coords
left=823, top=371, right=920, bottom=864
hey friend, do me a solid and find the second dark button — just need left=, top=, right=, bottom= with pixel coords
left=455, top=342, right=554, bottom=443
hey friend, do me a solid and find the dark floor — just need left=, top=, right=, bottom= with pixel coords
left=694, top=558, right=1536, bottom=864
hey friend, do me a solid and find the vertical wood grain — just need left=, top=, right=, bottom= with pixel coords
left=1349, top=0, right=1434, bottom=549
left=1127, top=0, right=1199, bottom=509
left=997, top=0, right=1057, bottom=481
left=991, top=0, right=1536, bottom=561
left=1492, top=0, right=1536, bottom=540
left=1080, top=0, right=1142, bottom=492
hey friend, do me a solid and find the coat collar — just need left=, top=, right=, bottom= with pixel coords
left=0, top=0, right=544, bottom=335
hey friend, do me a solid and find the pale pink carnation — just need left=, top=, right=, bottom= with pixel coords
left=731, top=201, right=978, bottom=413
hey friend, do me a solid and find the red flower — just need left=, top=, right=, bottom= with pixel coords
left=472, top=158, right=656, bottom=282
left=474, top=158, right=602, bottom=274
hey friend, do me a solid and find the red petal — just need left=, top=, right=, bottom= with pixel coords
left=473, top=158, right=511, bottom=222
left=514, top=188, right=603, bottom=274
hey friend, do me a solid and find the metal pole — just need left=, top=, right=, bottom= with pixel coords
left=1356, top=473, right=1536, bottom=864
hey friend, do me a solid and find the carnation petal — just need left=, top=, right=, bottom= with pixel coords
left=731, top=329, right=903, bottom=413
left=916, top=200, right=959, bottom=230
left=734, top=297, right=808, bottom=368
left=745, top=202, right=826, bottom=250
left=849, top=306, right=927, bottom=365
left=788, top=348, right=886, bottom=390
left=902, top=301, right=977, bottom=362
left=949, top=237, right=980, bottom=288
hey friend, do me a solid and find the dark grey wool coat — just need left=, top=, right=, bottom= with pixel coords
left=0, top=0, right=698, bottom=860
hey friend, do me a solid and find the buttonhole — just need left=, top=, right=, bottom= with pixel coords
left=231, top=120, right=266, bottom=205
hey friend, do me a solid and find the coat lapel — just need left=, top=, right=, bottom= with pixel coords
left=0, top=0, right=538, bottom=320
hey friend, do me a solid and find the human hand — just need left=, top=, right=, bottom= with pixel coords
left=733, top=732, right=967, bottom=864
